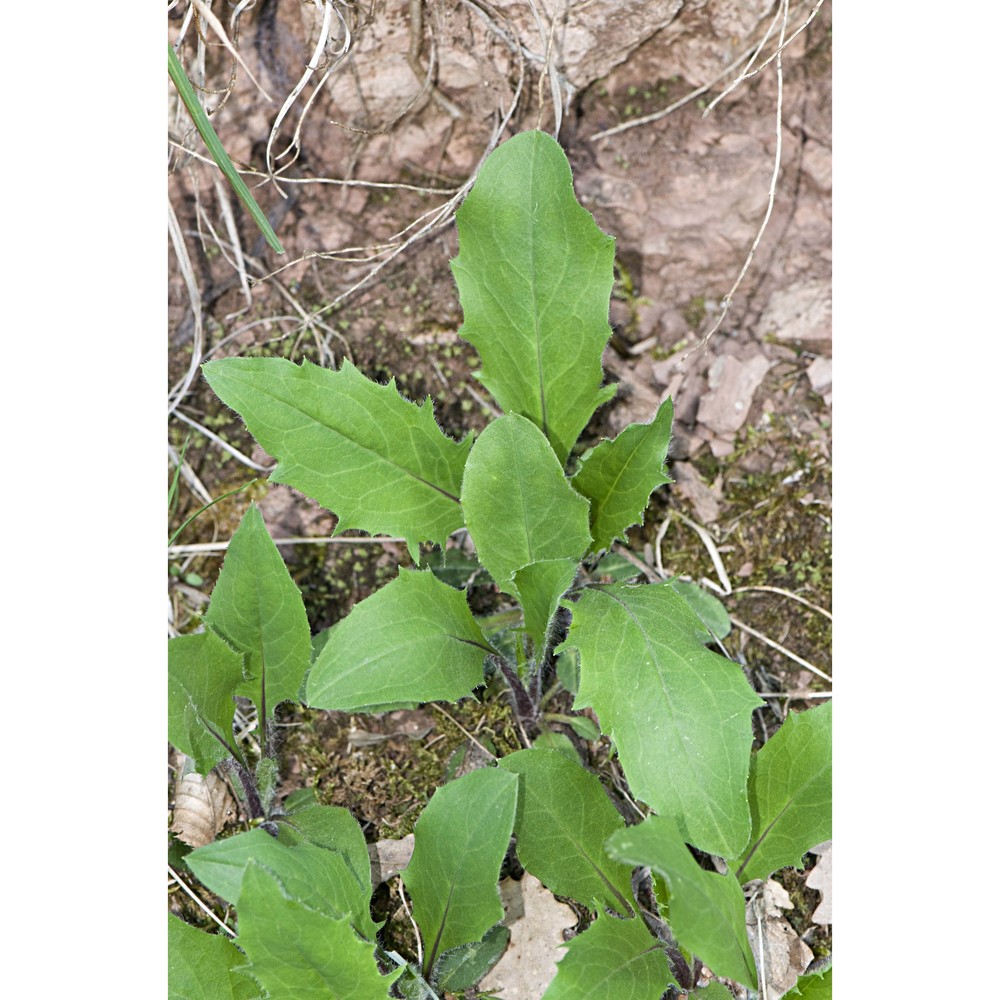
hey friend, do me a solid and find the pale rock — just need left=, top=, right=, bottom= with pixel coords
left=697, top=354, right=772, bottom=434
left=806, top=356, right=832, bottom=393
left=759, top=279, right=833, bottom=342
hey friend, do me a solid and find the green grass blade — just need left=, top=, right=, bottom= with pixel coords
left=167, top=477, right=260, bottom=548
left=168, top=44, right=284, bottom=255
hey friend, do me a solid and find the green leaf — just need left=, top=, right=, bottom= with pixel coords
left=203, top=503, right=310, bottom=721
left=686, top=983, right=739, bottom=999
left=277, top=793, right=374, bottom=902
left=168, top=916, right=260, bottom=1000
left=513, top=558, right=579, bottom=653
left=606, top=815, right=757, bottom=988
left=671, top=580, right=732, bottom=640
left=434, top=924, right=510, bottom=992
left=541, top=909, right=674, bottom=1000
left=168, top=630, right=244, bottom=773
left=305, top=568, right=493, bottom=711
left=187, top=828, right=378, bottom=940
left=559, top=583, right=762, bottom=858
left=737, top=702, right=832, bottom=883
left=236, top=862, right=401, bottom=999
left=792, top=966, right=833, bottom=998
left=401, top=767, right=519, bottom=977
left=571, top=398, right=673, bottom=553
left=532, top=729, right=581, bottom=762
left=498, top=748, right=635, bottom=915
left=452, top=130, right=617, bottom=463
left=203, top=357, right=471, bottom=560
left=590, top=551, right=644, bottom=582
left=461, top=413, right=591, bottom=589
left=424, top=546, right=489, bottom=588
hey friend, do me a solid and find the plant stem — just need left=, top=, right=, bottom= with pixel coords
left=492, top=654, right=537, bottom=725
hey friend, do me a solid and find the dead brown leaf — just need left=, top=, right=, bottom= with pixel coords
left=745, top=879, right=814, bottom=1000
left=479, top=874, right=578, bottom=1000
left=170, top=767, right=236, bottom=848
left=368, top=834, right=415, bottom=885
left=805, top=841, right=832, bottom=925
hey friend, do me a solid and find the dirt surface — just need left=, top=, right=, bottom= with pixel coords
left=168, top=0, right=832, bottom=990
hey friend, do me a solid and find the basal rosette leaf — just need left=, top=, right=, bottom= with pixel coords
left=305, top=568, right=494, bottom=711
left=168, top=630, right=245, bottom=774
left=187, top=828, right=378, bottom=940
left=434, top=925, right=510, bottom=992
left=236, top=862, right=401, bottom=999
left=497, top=748, right=635, bottom=916
left=571, top=398, right=673, bottom=553
left=401, top=767, right=519, bottom=978
left=452, top=130, right=617, bottom=464
left=558, top=583, right=762, bottom=858
left=513, top=558, right=579, bottom=654
left=541, top=909, right=674, bottom=1000
left=203, top=357, right=470, bottom=559
left=606, top=815, right=757, bottom=988
left=168, top=915, right=260, bottom=1000
left=461, top=413, right=591, bottom=589
left=203, top=503, right=310, bottom=723
left=737, top=702, right=832, bottom=884
left=278, top=790, right=374, bottom=900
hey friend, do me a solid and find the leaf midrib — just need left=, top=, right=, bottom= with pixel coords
left=242, top=380, right=462, bottom=504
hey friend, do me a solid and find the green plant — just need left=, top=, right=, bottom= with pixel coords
left=168, top=131, right=831, bottom=999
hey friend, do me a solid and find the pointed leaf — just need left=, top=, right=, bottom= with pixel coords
left=187, top=828, right=377, bottom=940
left=541, top=910, right=674, bottom=1000
left=168, top=630, right=244, bottom=774
left=236, top=862, right=401, bottom=999
left=461, top=414, right=591, bottom=588
left=687, top=983, right=740, bottom=999
left=278, top=791, right=374, bottom=901
left=793, top=966, right=833, bottom=998
left=572, top=398, right=674, bottom=553
left=607, top=815, right=757, bottom=988
left=305, top=568, right=493, bottom=710
left=513, top=558, right=578, bottom=654
left=401, top=767, right=519, bottom=976
left=737, top=702, right=832, bottom=884
left=498, top=748, right=635, bottom=916
left=452, top=130, right=617, bottom=463
left=204, top=503, right=310, bottom=721
left=434, top=924, right=510, bottom=992
left=671, top=579, right=732, bottom=640
left=559, top=583, right=762, bottom=857
left=168, top=916, right=260, bottom=1000
left=203, top=357, right=470, bottom=559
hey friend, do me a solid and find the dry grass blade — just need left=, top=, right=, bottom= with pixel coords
left=680, top=0, right=791, bottom=361
left=672, top=510, right=733, bottom=595
left=730, top=614, right=832, bottom=683
left=167, top=535, right=409, bottom=557
left=167, top=864, right=236, bottom=937
left=167, top=198, right=203, bottom=415
left=732, top=585, right=832, bottom=621
left=211, top=174, right=252, bottom=304
left=172, top=408, right=274, bottom=472
left=189, top=0, right=274, bottom=102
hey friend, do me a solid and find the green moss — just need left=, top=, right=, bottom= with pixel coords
left=683, top=295, right=706, bottom=330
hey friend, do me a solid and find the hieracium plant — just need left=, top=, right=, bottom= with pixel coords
left=168, top=130, right=832, bottom=999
